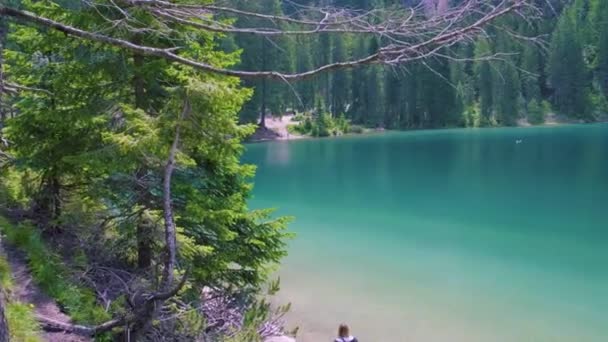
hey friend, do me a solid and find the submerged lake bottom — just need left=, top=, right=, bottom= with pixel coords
left=244, top=125, right=608, bottom=342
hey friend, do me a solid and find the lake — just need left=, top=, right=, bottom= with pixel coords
left=243, top=124, right=608, bottom=342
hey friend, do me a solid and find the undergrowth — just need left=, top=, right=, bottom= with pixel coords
left=1, top=252, right=42, bottom=342
left=290, top=113, right=352, bottom=137
left=0, top=255, right=11, bottom=289
left=0, top=216, right=112, bottom=340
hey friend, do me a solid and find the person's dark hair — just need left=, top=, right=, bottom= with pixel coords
left=338, top=324, right=350, bottom=338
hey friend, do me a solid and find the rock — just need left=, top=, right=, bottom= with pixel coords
left=265, top=336, right=296, bottom=342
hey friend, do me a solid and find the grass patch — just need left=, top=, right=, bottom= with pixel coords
left=0, top=216, right=111, bottom=327
left=6, top=302, right=42, bottom=342
left=0, top=255, right=12, bottom=289
left=1, top=252, right=42, bottom=342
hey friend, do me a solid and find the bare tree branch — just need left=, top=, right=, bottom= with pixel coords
left=0, top=0, right=533, bottom=81
left=1, top=82, right=53, bottom=95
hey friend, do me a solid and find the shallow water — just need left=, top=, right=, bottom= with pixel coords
left=243, top=124, right=608, bottom=342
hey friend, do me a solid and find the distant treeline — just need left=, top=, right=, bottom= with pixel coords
left=228, top=0, right=608, bottom=128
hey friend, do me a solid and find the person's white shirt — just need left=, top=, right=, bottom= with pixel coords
left=335, top=336, right=357, bottom=342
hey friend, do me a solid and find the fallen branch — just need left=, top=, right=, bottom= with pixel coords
left=37, top=314, right=127, bottom=336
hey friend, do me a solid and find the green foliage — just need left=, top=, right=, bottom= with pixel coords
left=527, top=99, right=545, bottom=125
left=0, top=217, right=111, bottom=327
left=234, top=0, right=607, bottom=128
left=461, top=105, right=482, bottom=128
left=291, top=113, right=307, bottom=122
left=221, top=278, right=295, bottom=342
left=1, top=252, right=42, bottom=342
left=6, top=303, right=42, bottom=342
left=290, top=113, right=353, bottom=137
left=548, top=4, right=591, bottom=118
left=3, top=0, right=290, bottom=297
left=348, top=125, right=365, bottom=134
left=335, top=114, right=350, bottom=134
left=597, top=2, right=608, bottom=97
left=474, top=38, right=494, bottom=120
left=495, top=62, right=521, bottom=126
left=4, top=0, right=608, bottom=339
left=312, top=113, right=332, bottom=137
left=0, top=169, right=36, bottom=209
left=0, top=256, right=11, bottom=290
left=234, top=0, right=295, bottom=124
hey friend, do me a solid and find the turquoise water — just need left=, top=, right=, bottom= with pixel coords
left=243, top=125, right=608, bottom=342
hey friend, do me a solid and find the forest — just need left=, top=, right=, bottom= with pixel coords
left=236, top=0, right=608, bottom=129
left=0, top=0, right=606, bottom=342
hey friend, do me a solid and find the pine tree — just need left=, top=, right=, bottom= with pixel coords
left=331, top=35, right=350, bottom=116
left=495, top=62, right=521, bottom=125
left=548, top=9, right=590, bottom=118
left=474, top=38, right=494, bottom=121
left=521, top=43, right=542, bottom=101
left=385, top=68, right=404, bottom=128
left=295, top=36, right=316, bottom=112
left=317, top=32, right=333, bottom=113
left=595, top=0, right=608, bottom=96
left=350, top=39, right=369, bottom=123
left=235, top=0, right=294, bottom=126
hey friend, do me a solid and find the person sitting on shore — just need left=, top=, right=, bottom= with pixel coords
left=334, top=323, right=358, bottom=342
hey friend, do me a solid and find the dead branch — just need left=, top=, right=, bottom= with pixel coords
left=0, top=1, right=533, bottom=81
left=37, top=314, right=127, bottom=336
left=36, top=269, right=190, bottom=337
left=1, top=82, right=53, bottom=96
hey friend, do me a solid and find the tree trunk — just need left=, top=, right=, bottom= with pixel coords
left=260, top=79, right=267, bottom=128
left=161, top=115, right=184, bottom=290
left=136, top=210, right=152, bottom=269
left=128, top=103, right=184, bottom=340
left=51, top=176, right=61, bottom=221
left=259, top=38, right=268, bottom=128
left=34, top=174, right=62, bottom=229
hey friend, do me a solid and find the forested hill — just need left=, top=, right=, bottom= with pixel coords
left=232, top=0, right=608, bottom=129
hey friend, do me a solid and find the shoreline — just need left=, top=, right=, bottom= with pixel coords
left=247, top=113, right=608, bottom=143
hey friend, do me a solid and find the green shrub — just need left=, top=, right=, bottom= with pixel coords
left=291, top=113, right=306, bottom=122
left=0, top=256, right=11, bottom=289
left=289, top=113, right=357, bottom=137
left=335, top=114, right=350, bottom=135
left=286, top=125, right=299, bottom=135
left=0, top=169, right=34, bottom=208
left=541, top=100, right=552, bottom=114
left=312, top=113, right=332, bottom=137
left=349, top=125, right=364, bottom=134
left=527, top=99, right=545, bottom=125
left=461, top=105, right=482, bottom=127
left=591, top=92, right=608, bottom=115
left=302, top=117, right=313, bottom=132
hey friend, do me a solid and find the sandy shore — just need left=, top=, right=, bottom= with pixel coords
left=248, top=115, right=305, bottom=142
left=249, top=113, right=608, bottom=143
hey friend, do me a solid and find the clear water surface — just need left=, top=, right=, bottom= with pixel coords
left=243, top=124, right=608, bottom=342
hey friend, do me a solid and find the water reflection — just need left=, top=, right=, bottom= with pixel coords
left=244, top=125, right=608, bottom=342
